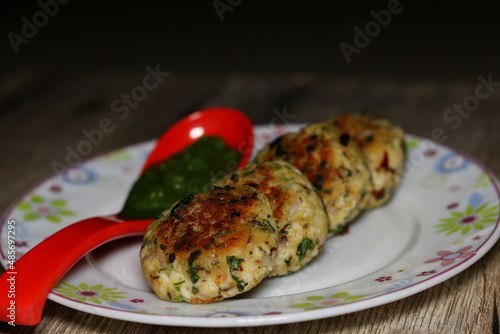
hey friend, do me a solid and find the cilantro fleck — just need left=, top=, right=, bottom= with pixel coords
left=173, top=280, right=184, bottom=291
left=340, top=167, right=352, bottom=177
left=186, top=250, right=202, bottom=283
left=170, top=194, right=195, bottom=220
left=227, top=255, right=244, bottom=272
left=158, top=266, right=173, bottom=272
left=296, top=238, right=315, bottom=261
left=213, top=230, right=236, bottom=237
left=256, top=218, right=276, bottom=233
left=243, top=169, right=254, bottom=176
left=231, top=274, right=248, bottom=292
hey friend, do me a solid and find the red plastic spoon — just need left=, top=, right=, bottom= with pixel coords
left=0, top=107, right=254, bottom=326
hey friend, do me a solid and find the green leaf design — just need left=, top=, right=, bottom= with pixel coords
left=17, top=202, right=31, bottom=210
left=345, top=295, right=370, bottom=302
left=461, top=225, right=471, bottom=235
left=79, top=282, right=89, bottom=290
left=438, top=218, right=457, bottom=223
left=330, top=292, right=349, bottom=299
left=446, top=226, right=462, bottom=235
left=474, top=203, right=488, bottom=213
left=46, top=215, right=61, bottom=223
left=473, top=223, right=484, bottom=230
left=306, top=296, right=325, bottom=302
left=30, top=195, right=45, bottom=203
left=475, top=172, right=490, bottom=189
left=290, top=302, right=314, bottom=308
left=98, top=288, right=120, bottom=292
left=481, top=204, right=499, bottom=214
left=405, top=139, right=420, bottom=150
left=62, top=282, right=80, bottom=291
left=57, top=210, right=75, bottom=216
left=50, top=199, right=67, bottom=207
left=24, top=213, right=40, bottom=221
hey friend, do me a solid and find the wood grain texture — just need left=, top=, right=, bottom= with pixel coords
left=0, top=69, right=499, bottom=334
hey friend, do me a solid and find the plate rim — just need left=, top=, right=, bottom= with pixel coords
left=1, top=129, right=499, bottom=327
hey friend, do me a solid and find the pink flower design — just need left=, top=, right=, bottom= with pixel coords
left=472, top=235, right=482, bottom=241
left=264, top=312, right=283, bottom=315
left=416, top=270, right=437, bottom=277
left=314, top=298, right=344, bottom=306
left=50, top=184, right=62, bottom=192
left=76, top=290, right=100, bottom=298
left=130, top=299, right=144, bottom=303
left=424, top=246, right=476, bottom=267
left=375, top=276, right=392, bottom=282
left=424, top=149, right=437, bottom=157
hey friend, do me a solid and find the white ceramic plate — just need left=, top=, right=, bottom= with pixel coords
left=1, top=124, right=499, bottom=328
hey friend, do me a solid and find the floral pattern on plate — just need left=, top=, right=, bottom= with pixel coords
left=0, top=127, right=499, bottom=327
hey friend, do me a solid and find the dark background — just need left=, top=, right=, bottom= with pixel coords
left=2, top=1, right=499, bottom=80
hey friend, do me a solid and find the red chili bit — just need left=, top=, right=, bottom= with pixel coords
left=380, top=151, right=396, bottom=174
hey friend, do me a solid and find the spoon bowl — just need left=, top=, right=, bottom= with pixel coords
left=141, top=107, right=253, bottom=173
left=0, top=107, right=254, bottom=326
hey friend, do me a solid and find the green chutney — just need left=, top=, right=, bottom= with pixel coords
left=119, top=136, right=241, bottom=219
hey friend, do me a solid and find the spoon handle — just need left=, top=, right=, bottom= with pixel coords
left=0, top=215, right=151, bottom=326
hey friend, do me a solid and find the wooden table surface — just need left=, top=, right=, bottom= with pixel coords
left=1, top=67, right=499, bottom=333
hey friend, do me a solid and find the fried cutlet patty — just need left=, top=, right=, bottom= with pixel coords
left=216, top=160, right=329, bottom=276
left=326, top=114, right=405, bottom=208
left=254, top=123, right=372, bottom=235
left=140, top=185, right=279, bottom=303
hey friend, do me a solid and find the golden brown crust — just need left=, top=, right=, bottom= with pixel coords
left=326, top=114, right=405, bottom=208
left=140, top=185, right=278, bottom=303
left=216, top=160, right=329, bottom=276
left=255, top=123, right=372, bottom=235
left=153, top=187, right=262, bottom=256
